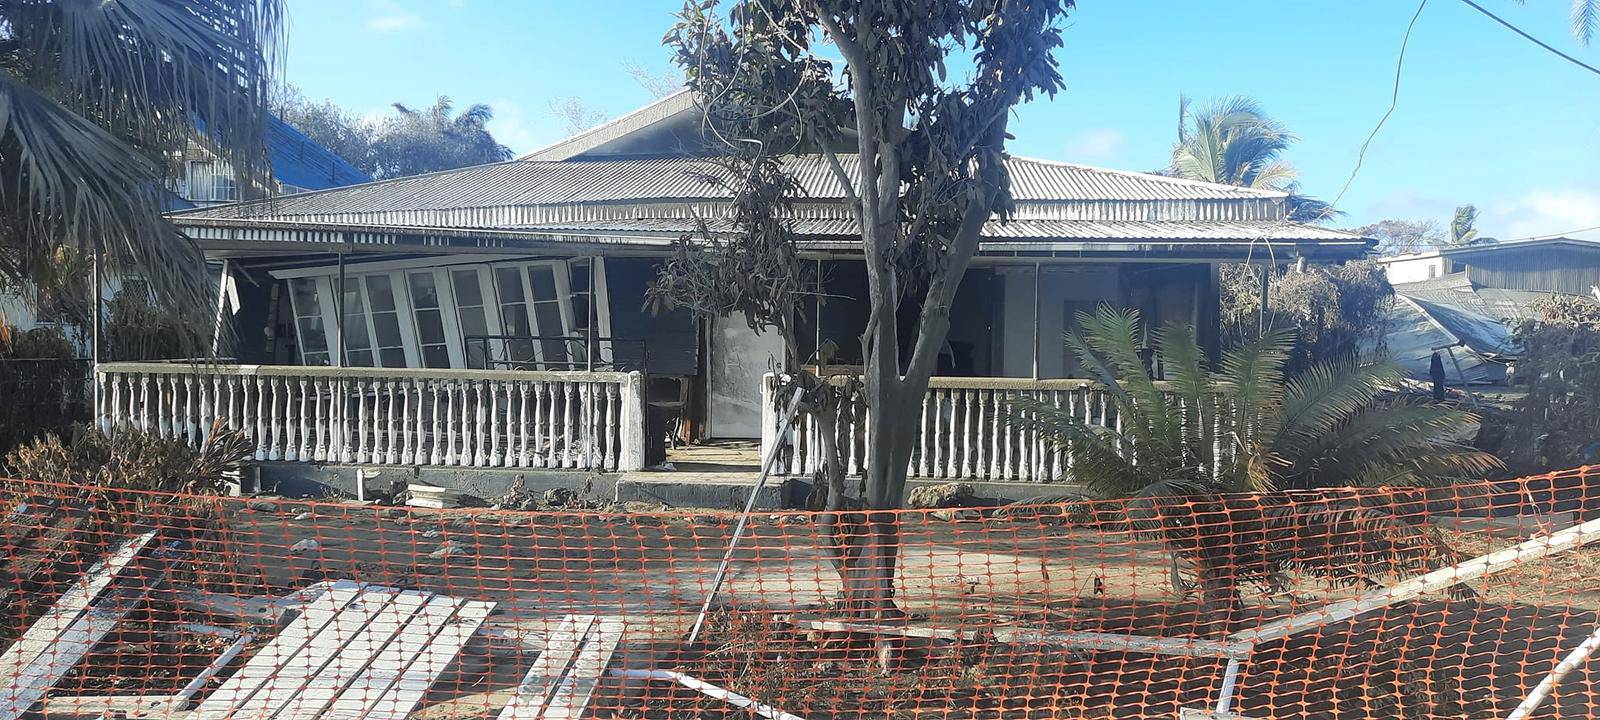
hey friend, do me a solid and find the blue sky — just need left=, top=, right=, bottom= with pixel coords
left=284, top=0, right=1600, bottom=239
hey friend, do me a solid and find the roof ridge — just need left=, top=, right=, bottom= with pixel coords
left=167, top=156, right=536, bottom=217
left=1008, top=155, right=1290, bottom=198
left=520, top=90, right=697, bottom=162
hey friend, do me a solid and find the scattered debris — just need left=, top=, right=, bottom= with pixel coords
left=931, top=508, right=984, bottom=523
left=246, top=499, right=277, bottom=513
left=288, top=539, right=319, bottom=555
left=430, top=540, right=468, bottom=559
left=406, top=484, right=476, bottom=509
left=907, top=482, right=976, bottom=509
left=293, top=511, right=313, bottom=521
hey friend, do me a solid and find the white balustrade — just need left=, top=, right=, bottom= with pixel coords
left=761, top=373, right=1166, bottom=483
left=95, top=363, right=647, bottom=472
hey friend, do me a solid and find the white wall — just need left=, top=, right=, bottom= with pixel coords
left=995, top=265, right=1122, bottom=378
left=1381, top=253, right=1448, bottom=285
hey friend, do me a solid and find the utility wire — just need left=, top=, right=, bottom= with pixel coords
left=1331, top=0, right=1429, bottom=210
left=1456, top=0, right=1600, bottom=77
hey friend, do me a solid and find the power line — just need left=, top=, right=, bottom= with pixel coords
left=1504, top=223, right=1600, bottom=242
left=1456, top=0, right=1600, bottom=77
left=1331, top=0, right=1430, bottom=210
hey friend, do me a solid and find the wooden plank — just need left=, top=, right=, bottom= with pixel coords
left=359, top=596, right=494, bottom=720
left=319, top=594, right=469, bottom=720
left=193, top=586, right=367, bottom=720
left=496, top=615, right=596, bottom=720
left=796, top=617, right=1247, bottom=660
left=0, top=573, right=158, bottom=720
left=269, top=589, right=432, bottom=720
left=0, top=532, right=157, bottom=684
left=1231, top=513, right=1600, bottom=646
left=541, top=616, right=624, bottom=720
left=229, top=588, right=401, bottom=719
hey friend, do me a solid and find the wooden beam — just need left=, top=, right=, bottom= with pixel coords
left=1231, top=514, right=1600, bottom=646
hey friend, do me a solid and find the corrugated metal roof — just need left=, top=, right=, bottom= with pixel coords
left=173, top=154, right=1284, bottom=223
left=268, top=116, right=371, bottom=191
left=510, top=216, right=1361, bottom=242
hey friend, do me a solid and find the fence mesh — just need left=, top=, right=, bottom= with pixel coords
left=0, top=359, right=90, bottom=455
left=3, top=468, right=1600, bottom=719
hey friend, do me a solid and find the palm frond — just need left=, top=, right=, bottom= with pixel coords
left=0, top=72, right=207, bottom=318
left=1277, top=358, right=1400, bottom=450
left=1289, top=403, right=1495, bottom=488
left=0, top=0, right=282, bottom=317
left=1575, top=0, right=1599, bottom=44
left=1218, top=328, right=1292, bottom=490
left=1072, top=306, right=1177, bottom=454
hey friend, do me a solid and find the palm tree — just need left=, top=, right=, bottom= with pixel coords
left=370, top=97, right=513, bottom=179
left=1579, top=0, right=1600, bottom=43
left=0, top=1, right=282, bottom=314
left=1008, top=306, right=1500, bottom=611
left=1169, top=95, right=1338, bottom=223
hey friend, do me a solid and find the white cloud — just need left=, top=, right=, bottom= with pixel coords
left=1064, top=129, right=1125, bottom=162
left=365, top=0, right=419, bottom=33
left=1483, top=186, right=1600, bottom=241
left=486, top=98, right=542, bottom=157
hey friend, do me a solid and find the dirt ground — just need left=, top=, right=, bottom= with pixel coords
left=19, top=493, right=1600, bottom=720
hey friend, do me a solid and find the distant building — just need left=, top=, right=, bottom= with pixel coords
left=1, top=117, right=370, bottom=337
left=1376, top=237, right=1600, bottom=385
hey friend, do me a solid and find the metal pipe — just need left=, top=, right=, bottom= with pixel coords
left=334, top=249, right=345, bottom=368
left=1506, top=623, right=1600, bottom=720
left=1215, top=657, right=1243, bottom=714
left=91, top=247, right=102, bottom=415
left=609, top=669, right=809, bottom=720
left=171, top=632, right=253, bottom=709
left=586, top=257, right=596, bottom=372
left=1031, top=262, right=1041, bottom=380
left=686, top=386, right=806, bottom=645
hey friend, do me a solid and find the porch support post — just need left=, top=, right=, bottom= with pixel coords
left=334, top=247, right=345, bottom=368
left=618, top=370, right=646, bottom=471
left=587, top=256, right=596, bottom=372
left=91, top=245, right=102, bottom=427
left=1031, top=261, right=1041, bottom=380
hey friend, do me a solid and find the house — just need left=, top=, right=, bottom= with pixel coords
left=1376, top=237, right=1600, bottom=385
left=0, top=116, right=370, bottom=337
left=101, top=91, right=1372, bottom=490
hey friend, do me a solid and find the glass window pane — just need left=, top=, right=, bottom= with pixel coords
left=458, top=306, right=489, bottom=339
left=528, top=265, right=559, bottom=302
left=453, top=269, right=483, bottom=306
left=365, top=275, right=397, bottom=312
left=373, top=313, right=403, bottom=348
left=342, top=281, right=366, bottom=314
left=380, top=347, right=407, bottom=367
left=415, top=308, right=445, bottom=345
left=535, top=303, right=568, bottom=363
left=344, top=313, right=372, bottom=351
left=408, top=272, right=439, bottom=309
left=297, top=316, right=327, bottom=353
left=421, top=345, right=450, bottom=368
left=347, top=349, right=374, bottom=367
left=569, top=260, right=590, bottom=293
left=495, top=267, right=525, bottom=302
left=500, top=303, right=531, bottom=337
left=290, top=278, right=321, bottom=316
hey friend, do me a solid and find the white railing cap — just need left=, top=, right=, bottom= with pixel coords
left=97, top=362, right=636, bottom=384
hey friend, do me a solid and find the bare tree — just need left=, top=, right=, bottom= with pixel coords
left=546, top=97, right=607, bottom=136
left=664, top=0, right=1073, bottom=616
left=624, top=60, right=683, bottom=99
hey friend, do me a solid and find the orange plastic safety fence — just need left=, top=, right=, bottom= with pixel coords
left=2, top=468, right=1600, bottom=719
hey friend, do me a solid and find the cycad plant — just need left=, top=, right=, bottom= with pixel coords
left=1009, top=307, right=1500, bottom=612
